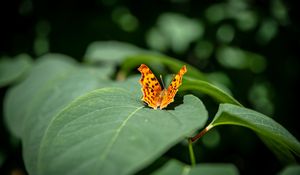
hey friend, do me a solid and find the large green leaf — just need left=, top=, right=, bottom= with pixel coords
left=4, top=53, right=113, bottom=174
left=152, top=160, right=239, bottom=175
left=210, top=104, right=300, bottom=164
left=0, top=54, right=32, bottom=87
left=37, top=88, right=208, bottom=175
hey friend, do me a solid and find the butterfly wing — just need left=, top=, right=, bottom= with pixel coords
left=160, top=65, right=187, bottom=109
left=138, top=64, right=162, bottom=109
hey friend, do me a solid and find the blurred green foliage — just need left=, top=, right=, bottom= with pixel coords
left=1, top=0, right=300, bottom=174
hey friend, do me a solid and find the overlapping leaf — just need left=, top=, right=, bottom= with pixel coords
left=210, top=104, right=300, bottom=164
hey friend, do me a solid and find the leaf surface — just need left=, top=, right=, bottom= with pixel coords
left=0, top=54, right=32, bottom=87
left=152, top=160, right=239, bottom=175
left=211, top=104, right=300, bottom=164
left=278, top=165, right=300, bottom=175
left=182, top=77, right=241, bottom=106
left=37, top=88, right=208, bottom=175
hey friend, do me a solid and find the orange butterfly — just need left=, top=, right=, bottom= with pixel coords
left=138, top=64, right=187, bottom=110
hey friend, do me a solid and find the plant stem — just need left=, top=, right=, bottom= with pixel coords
left=190, top=124, right=213, bottom=142
left=188, top=138, right=196, bottom=167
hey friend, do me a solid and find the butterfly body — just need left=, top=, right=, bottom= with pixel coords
left=138, top=64, right=187, bottom=110
left=154, top=89, right=168, bottom=109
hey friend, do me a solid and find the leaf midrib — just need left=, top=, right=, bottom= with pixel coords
left=95, top=106, right=143, bottom=174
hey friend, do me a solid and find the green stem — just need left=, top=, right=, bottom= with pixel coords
left=188, top=138, right=196, bottom=166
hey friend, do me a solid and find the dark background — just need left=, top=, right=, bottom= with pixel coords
left=1, top=0, right=299, bottom=174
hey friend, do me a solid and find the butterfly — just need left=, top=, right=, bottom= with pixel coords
left=138, top=64, right=187, bottom=110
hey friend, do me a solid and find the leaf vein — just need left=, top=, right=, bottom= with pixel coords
left=95, top=106, right=143, bottom=173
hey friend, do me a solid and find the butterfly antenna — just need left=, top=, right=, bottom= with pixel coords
left=160, top=75, right=166, bottom=89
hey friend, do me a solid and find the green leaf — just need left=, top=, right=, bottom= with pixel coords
left=5, top=54, right=75, bottom=137
left=182, top=77, right=242, bottom=106
left=4, top=53, right=112, bottom=174
left=110, top=75, right=141, bottom=98
left=84, top=40, right=153, bottom=64
left=210, top=104, right=300, bottom=164
left=119, top=54, right=207, bottom=80
left=0, top=54, right=32, bottom=87
left=37, top=88, right=208, bottom=175
left=152, top=160, right=239, bottom=175
left=278, top=165, right=300, bottom=175
left=83, top=64, right=114, bottom=80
